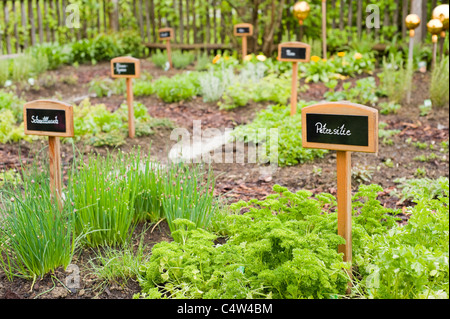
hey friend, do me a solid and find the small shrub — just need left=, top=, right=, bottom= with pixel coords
left=154, top=73, right=199, bottom=103
left=172, top=50, right=196, bottom=69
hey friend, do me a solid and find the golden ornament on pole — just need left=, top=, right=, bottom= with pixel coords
left=293, top=1, right=310, bottom=25
left=405, top=14, right=421, bottom=37
left=432, top=4, right=449, bottom=60
left=433, top=4, right=449, bottom=30
left=428, top=18, right=444, bottom=41
left=427, top=18, right=443, bottom=69
left=293, top=1, right=310, bottom=42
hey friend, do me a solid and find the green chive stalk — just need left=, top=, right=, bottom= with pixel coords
left=68, top=151, right=140, bottom=247
left=0, top=167, right=79, bottom=286
left=161, top=163, right=217, bottom=233
left=132, top=156, right=165, bottom=223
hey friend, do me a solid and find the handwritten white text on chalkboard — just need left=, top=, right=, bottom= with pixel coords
left=115, top=63, right=128, bottom=74
left=315, top=123, right=351, bottom=136
left=31, top=115, right=59, bottom=125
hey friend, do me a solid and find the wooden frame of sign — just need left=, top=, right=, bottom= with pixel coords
left=301, top=102, right=378, bottom=153
left=24, top=100, right=75, bottom=209
left=111, top=56, right=140, bottom=79
left=158, top=28, right=174, bottom=69
left=278, top=42, right=311, bottom=116
left=111, top=56, right=141, bottom=138
left=234, top=23, right=253, bottom=60
left=301, top=101, right=378, bottom=292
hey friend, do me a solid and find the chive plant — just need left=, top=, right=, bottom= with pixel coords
left=161, top=163, right=218, bottom=233
left=68, top=151, right=140, bottom=247
left=0, top=163, right=79, bottom=287
left=133, top=157, right=165, bottom=223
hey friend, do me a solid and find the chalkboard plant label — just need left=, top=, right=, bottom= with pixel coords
left=234, top=23, right=253, bottom=36
left=24, top=100, right=74, bottom=137
left=158, top=28, right=174, bottom=40
left=301, top=102, right=378, bottom=153
left=278, top=42, right=311, bottom=63
left=111, top=56, right=140, bottom=79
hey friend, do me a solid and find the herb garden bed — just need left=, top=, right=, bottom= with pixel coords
left=0, top=48, right=449, bottom=300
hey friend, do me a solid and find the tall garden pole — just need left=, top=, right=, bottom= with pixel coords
left=427, top=19, right=443, bottom=70
left=432, top=5, right=449, bottom=60
left=405, top=14, right=420, bottom=104
left=322, top=0, right=327, bottom=59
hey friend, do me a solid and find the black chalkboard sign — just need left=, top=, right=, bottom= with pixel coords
left=26, top=109, right=67, bottom=133
left=236, top=27, right=250, bottom=34
left=306, top=113, right=369, bottom=147
left=281, top=47, right=306, bottom=60
left=159, top=31, right=171, bottom=38
left=112, top=62, right=136, bottom=76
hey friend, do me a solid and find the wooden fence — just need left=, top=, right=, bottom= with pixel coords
left=0, top=0, right=448, bottom=56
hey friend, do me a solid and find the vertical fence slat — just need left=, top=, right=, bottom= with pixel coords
left=37, top=0, right=43, bottom=43
left=357, top=0, right=362, bottom=38
left=138, top=0, right=144, bottom=41
left=192, top=0, right=197, bottom=43
left=347, top=0, right=353, bottom=36
left=178, top=0, right=183, bottom=43
left=150, top=0, right=156, bottom=41
left=0, top=1, right=3, bottom=55
left=29, top=0, right=36, bottom=46
left=4, top=1, right=12, bottom=54
left=185, top=0, right=190, bottom=44
left=206, top=1, right=210, bottom=44
left=213, top=0, right=217, bottom=44
left=21, top=0, right=28, bottom=49
left=144, top=0, right=151, bottom=42
left=401, top=0, right=408, bottom=38
left=62, top=0, right=66, bottom=25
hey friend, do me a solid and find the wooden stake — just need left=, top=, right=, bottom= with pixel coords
left=166, top=39, right=173, bottom=69
left=406, top=34, right=414, bottom=104
left=336, top=150, right=352, bottom=286
left=290, top=61, right=298, bottom=116
left=432, top=34, right=438, bottom=70
left=322, top=0, right=327, bottom=59
left=126, top=78, right=135, bottom=138
left=49, top=136, right=62, bottom=210
left=242, top=36, right=247, bottom=59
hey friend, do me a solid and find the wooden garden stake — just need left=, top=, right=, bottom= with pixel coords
left=321, top=0, right=327, bottom=59
left=234, top=23, right=253, bottom=60
left=302, top=102, right=378, bottom=291
left=427, top=19, right=443, bottom=70
left=111, top=56, right=140, bottom=138
left=278, top=42, right=311, bottom=116
left=24, top=100, right=74, bottom=210
left=158, top=28, right=174, bottom=69
left=291, top=62, right=299, bottom=116
left=405, top=14, right=420, bottom=104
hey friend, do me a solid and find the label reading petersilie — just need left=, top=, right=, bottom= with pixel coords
left=159, top=31, right=171, bottom=38
left=306, top=114, right=369, bottom=147
left=281, top=47, right=306, bottom=60
left=26, top=109, right=66, bottom=133
left=113, top=62, right=136, bottom=76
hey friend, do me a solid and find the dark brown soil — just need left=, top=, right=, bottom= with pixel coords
left=0, top=59, right=448, bottom=299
